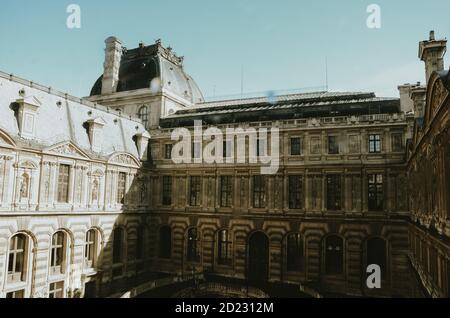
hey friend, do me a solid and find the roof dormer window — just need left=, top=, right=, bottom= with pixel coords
left=84, top=117, right=106, bottom=153
left=15, top=96, right=41, bottom=140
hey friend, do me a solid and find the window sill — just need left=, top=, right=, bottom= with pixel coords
left=4, top=281, right=27, bottom=291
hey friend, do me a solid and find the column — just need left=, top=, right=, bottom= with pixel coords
left=68, top=165, right=75, bottom=205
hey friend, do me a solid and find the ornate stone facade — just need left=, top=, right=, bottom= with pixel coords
left=0, top=32, right=448, bottom=298
left=0, top=72, right=151, bottom=298
left=407, top=67, right=450, bottom=297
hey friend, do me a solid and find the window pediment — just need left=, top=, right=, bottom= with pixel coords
left=45, top=142, right=90, bottom=160
left=14, top=160, right=38, bottom=170
left=108, top=152, right=140, bottom=167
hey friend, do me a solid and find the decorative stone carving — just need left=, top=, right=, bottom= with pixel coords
left=48, top=143, right=87, bottom=159
left=431, top=80, right=448, bottom=115
left=109, top=153, right=139, bottom=166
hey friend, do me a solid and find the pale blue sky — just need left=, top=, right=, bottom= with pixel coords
left=0, top=0, right=449, bottom=100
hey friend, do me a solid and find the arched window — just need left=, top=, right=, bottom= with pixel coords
left=7, top=234, right=28, bottom=283
left=325, top=235, right=344, bottom=275
left=159, top=226, right=172, bottom=259
left=217, top=229, right=232, bottom=266
left=367, top=238, right=387, bottom=279
left=187, top=228, right=200, bottom=262
left=286, top=233, right=304, bottom=272
left=112, top=228, right=124, bottom=264
left=138, top=106, right=149, bottom=129
left=85, top=229, right=98, bottom=268
left=50, top=231, right=67, bottom=275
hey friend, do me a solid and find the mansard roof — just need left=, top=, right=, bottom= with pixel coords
left=0, top=71, right=147, bottom=161
left=160, top=91, right=400, bottom=128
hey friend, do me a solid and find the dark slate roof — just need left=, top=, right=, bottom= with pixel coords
left=90, top=42, right=205, bottom=103
left=91, top=44, right=161, bottom=96
left=160, top=91, right=400, bottom=128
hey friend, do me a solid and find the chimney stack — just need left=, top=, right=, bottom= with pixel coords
left=101, top=36, right=123, bottom=95
left=419, top=30, right=447, bottom=84
left=397, top=84, right=414, bottom=113
left=409, top=84, right=427, bottom=120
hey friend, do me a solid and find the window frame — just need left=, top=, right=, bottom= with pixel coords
left=368, top=134, right=382, bottom=153
left=326, top=174, right=342, bottom=211
left=189, top=176, right=202, bottom=206
left=288, top=175, right=304, bottom=210
left=368, top=174, right=384, bottom=211
left=217, top=229, right=232, bottom=266
left=324, top=235, right=344, bottom=275
left=48, top=281, right=64, bottom=298
left=57, top=164, right=70, bottom=203
left=186, top=228, right=200, bottom=263
left=116, top=172, right=127, bottom=204
left=327, top=136, right=339, bottom=155
left=50, top=231, right=66, bottom=276
left=286, top=233, right=304, bottom=272
left=290, top=137, right=302, bottom=156
left=391, top=133, right=404, bottom=152
left=7, top=234, right=28, bottom=284
left=137, top=106, right=149, bottom=129
left=220, top=176, right=233, bottom=208
left=84, top=229, right=98, bottom=268
left=162, top=176, right=172, bottom=206
left=252, top=175, right=266, bottom=209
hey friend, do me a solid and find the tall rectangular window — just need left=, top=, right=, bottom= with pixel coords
left=368, top=174, right=384, bottom=211
left=85, top=230, right=96, bottom=267
left=310, top=136, right=321, bottom=155
left=328, top=136, right=339, bottom=154
left=6, top=290, right=24, bottom=298
left=117, top=172, right=126, bottom=204
left=289, top=175, right=303, bottom=209
left=57, top=164, right=70, bottom=203
left=162, top=176, right=172, bottom=206
left=253, top=175, right=266, bottom=208
left=217, top=230, right=232, bottom=266
left=48, top=281, right=64, bottom=298
left=369, top=134, right=381, bottom=153
left=8, top=235, right=26, bottom=283
left=220, top=176, right=233, bottom=207
left=326, top=175, right=341, bottom=210
left=50, top=232, right=65, bottom=275
left=391, top=133, right=403, bottom=152
left=190, top=176, right=201, bottom=206
left=290, top=138, right=302, bottom=156
left=164, top=144, right=173, bottom=159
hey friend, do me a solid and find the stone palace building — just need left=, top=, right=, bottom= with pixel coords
left=0, top=32, right=448, bottom=298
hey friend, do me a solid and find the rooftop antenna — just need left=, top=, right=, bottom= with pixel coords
left=325, top=57, right=329, bottom=92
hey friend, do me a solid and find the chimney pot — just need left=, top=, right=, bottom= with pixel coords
left=430, top=30, right=435, bottom=41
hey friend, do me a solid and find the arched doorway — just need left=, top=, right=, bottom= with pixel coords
left=247, top=231, right=269, bottom=284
